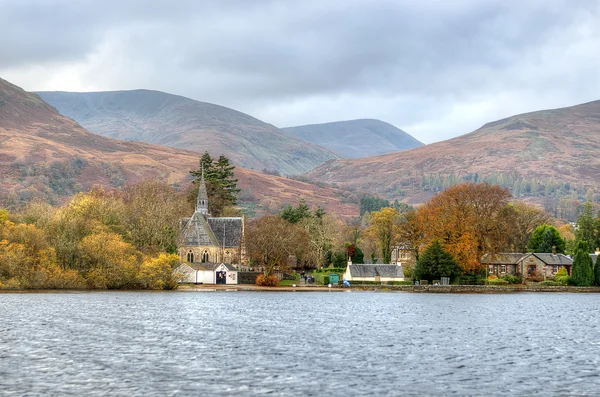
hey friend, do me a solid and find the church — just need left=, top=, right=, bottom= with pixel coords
left=174, top=171, right=244, bottom=284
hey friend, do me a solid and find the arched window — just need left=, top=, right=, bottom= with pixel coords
left=187, top=251, right=194, bottom=263
left=202, top=251, right=209, bottom=263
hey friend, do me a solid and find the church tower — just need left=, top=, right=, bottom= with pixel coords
left=196, top=168, right=209, bottom=216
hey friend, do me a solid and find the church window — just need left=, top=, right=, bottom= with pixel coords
left=187, top=251, right=194, bottom=263
left=202, top=251, right=209, bottom=263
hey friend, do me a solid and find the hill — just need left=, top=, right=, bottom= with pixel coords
left=282, top=119, right=423, bottom=158
left=35, top=90, right=339, bottom=176
left=306, top=100, right=600, bottom=211
left=0, top=78, right=358, bottom=217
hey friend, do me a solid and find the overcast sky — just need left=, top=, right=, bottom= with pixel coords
left=1, top=0, right=599, bottom=143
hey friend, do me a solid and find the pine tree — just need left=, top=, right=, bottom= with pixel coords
left=189, top=152, right=239, bottom=216
left=528, top=225, right=565, bottom=253
left=571, top=241, right=594, bottom=286
left=413, top=240, right=460, bottom=282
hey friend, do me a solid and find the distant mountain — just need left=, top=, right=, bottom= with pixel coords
left=0, top=78, right=358, bottom=217
left=307, top=101, right=600, bottom=208
left=36, top=90, right=339, bottom=175
left=282, top=119, right=423, bottom=158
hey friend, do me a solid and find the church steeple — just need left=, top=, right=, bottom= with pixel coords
left=196, top=167, right=209, bottom=215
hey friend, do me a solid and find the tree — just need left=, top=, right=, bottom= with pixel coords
left=245, top=215, right=309, bottom=277
left=571, top=240, right=594, bottom=286
left=368, top=207, right=401, bottom=264
left=189, top=152, right=240, bottom=216
left=576, top=201, right=596, bottom=252
left=528, top=225, right=565, bottom=253
left=595, top=255, right=600, bottom=287
left=503, top=202, right=551, bottom=252
left=417, top=183, right=512, bottom=272
left=122, top=180, right=189, bottom=255
left=359, top=196, right=390, bottom=216
left=413, top=240, right=461, bottom=282
left=280, top=199, right=311, bottom=224
left=302, top=211, right=339, bottom=268
left=396, top=208, right=424, bottom=262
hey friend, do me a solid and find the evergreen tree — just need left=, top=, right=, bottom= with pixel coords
left=594, top=255, right=600, bottom=286
left=189, top=152, right=240, bottom=216
left=413, top=240, right=461, bottom=282
left=571, top=241, right=594, bottom=286
left=280, top=199, right=311, bottom=224
left=576, top=201, right=595, bottom=252
left=528, top=225, right=565, bottom=253
left=359, top=196, right=390, bottom=216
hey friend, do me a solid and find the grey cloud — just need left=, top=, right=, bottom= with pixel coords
left=1, top=0, right=600, bottom=143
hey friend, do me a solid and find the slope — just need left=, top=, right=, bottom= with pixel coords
left=0, top=78, right=358, bottom=217
left=36, top=90, right=339, bottom=175
left=283, top=119, right=423, bottom=158
left=307, top=100, right=600, bottom=206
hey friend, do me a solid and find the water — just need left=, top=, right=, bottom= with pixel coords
left=1, top=291, right=599, bottom=396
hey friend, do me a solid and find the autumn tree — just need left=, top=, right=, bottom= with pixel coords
left=503, top=202, right=551, bottom=252
left=189, top=152, right=240, bottom=216
left=396, top=208, right=424, bottom=263
left=301, top=211, right=339, bottom=268
left=367, top=207, right=401, bottom=264
left=122, top=180, right=189, bottom=254
left=417, top=183, right=512, bottom=272
left=245, top=215, right=309, bottom=276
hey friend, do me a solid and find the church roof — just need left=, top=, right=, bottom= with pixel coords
left=208, top=217, right=243, bottom=248
left=180, top=212, right=219, bottom=247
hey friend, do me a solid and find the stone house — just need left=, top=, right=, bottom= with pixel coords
left=481, top=253, right=573, bottom=280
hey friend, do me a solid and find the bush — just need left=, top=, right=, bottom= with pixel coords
left=554, top=275, right=569, bottom=286
left=322, top=275, right=330, bottom=285
left=487, top=274, right=498, bottom=280
left=386, top=281, right=413, bottom=285
left=502, top=275, right=522, bottom=284
left=256, top=274, right=279, bottom=286
left=487, top=278, right=509, bottom=285
left=538, top=280, right=561, bottom=286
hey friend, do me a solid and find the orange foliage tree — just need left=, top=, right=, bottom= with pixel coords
left=417, top=183, right=512, bottom=272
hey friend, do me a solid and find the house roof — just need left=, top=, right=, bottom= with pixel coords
left=532, top=253, right=572, bottom=265
left=480, top=252, right=573, bottom=266
left=481, top=253, right=525, bottom=264
left=348, top=264, right=405, bottom=278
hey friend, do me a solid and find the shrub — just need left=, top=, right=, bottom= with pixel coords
left=554, top=275, right=569, bottom=285
left=386, top=281, right=414, bottom=285
left=502, top=275, right=522, bottom=284
left=538, top=280, right=561, bottom=286
left=256, top=274, right=279, bottom=286
left=322, top=275, right=330, bottom=285
left=529, top=270, right=545, bottom=282
left=487, top=278, right=509, bottom=285
left=487, top=274, right=498, bottom=280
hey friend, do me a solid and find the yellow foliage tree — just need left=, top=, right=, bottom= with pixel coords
left=138, top=253, right=180, bottom=290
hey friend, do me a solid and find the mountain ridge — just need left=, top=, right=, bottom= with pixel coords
left=282, top=118, right=423, bottom=158
left=36, top=89, right=340, bottom=175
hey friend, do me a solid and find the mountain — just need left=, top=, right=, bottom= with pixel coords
left=306, top=100, right=600, bottom=206
left=35, top=90, right=339, bottom=175
left=0, top=78, right=358, bottom=217
left=282, top=119, right=423, bottom=158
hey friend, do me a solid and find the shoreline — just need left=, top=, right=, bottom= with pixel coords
left=2, top=284, right=600, bottom=293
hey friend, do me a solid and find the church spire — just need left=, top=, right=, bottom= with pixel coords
left=196, top=167, right=209, bottom=215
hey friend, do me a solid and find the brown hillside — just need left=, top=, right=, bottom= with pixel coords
left=0, top=78, right=358, bottom=217
left=307, top=100, right=600, bottom=205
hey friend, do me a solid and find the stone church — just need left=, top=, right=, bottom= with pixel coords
left=178, top=171, right=245, bottom=271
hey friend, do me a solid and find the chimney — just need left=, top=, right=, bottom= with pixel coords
left=596, top=248, right=600, bottom=255
left=552, top=246, right=556, bottom=255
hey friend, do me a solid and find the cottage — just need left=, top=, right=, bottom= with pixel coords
left=343, top=261, right=405, bottom=283
left=173, top=262, right=238, bottom=285
left=481, top=252, right=573, bottom=280
left=175, top=170, right=244, bottom=284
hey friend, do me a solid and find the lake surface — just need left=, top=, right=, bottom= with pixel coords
left=1, top=291, right=599, bottom=396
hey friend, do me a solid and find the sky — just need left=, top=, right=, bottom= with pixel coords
left=1, top=0, right=600, bottom=144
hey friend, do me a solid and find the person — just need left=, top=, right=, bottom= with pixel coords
left=301, top=271, right=305, bottom=284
